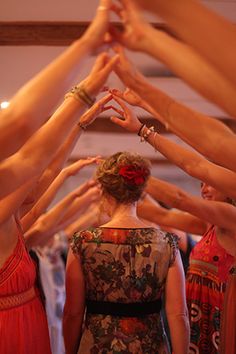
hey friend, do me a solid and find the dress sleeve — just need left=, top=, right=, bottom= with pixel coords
left=164, top=232, right=179, bottom=267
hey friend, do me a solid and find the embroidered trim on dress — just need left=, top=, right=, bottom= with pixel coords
left=0, top=286, right=37, bottom=310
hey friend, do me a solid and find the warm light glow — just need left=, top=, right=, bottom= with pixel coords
left=0, top=101, right=10, bottom=109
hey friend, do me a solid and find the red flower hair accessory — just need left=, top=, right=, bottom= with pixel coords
left=118, top=165, right=148, bottom=186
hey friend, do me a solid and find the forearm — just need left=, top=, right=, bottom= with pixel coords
left=144, top=26, right=236, bottom=117
left=142, top=0, right=236, bottom=87
left=63, top=314, right=83, bottom=354
left=21, top=125, right=82, bottom=219
left=155, top=211, right=207, bottom=236
left=64, top=211, right=97, bottom=238
left=24, top=192, right=79, bottom=247
left=0, top=98, right=85, bottom=199
left=167, top=313, right=190, bottom=354
left=0, top=39, right=90, bottom=160
left=12, top=39, right=89, bottom=131
left=132, top=77, right=236, bottom=171
left=30, top=125, right=82, bottom=204
left=146, top=176, right=187, bottom=210
left=146, top=178, right=234, bottom=230
left=21, top=170, right=69, bottom=232
left=57, top=196, right=93, bottom=228
left=138, top=201, right=206, bottom=235
left=148, top=132, right=203, bottom=177
left=154, top=132, right=236, bottom=198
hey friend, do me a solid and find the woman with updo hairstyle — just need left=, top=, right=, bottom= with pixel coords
left=96, top=151, right=151, bottom=205
left=63, top=152, right=189, bottom=354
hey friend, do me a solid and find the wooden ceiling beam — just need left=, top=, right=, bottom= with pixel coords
left=0, top=21, right=172, bottom=46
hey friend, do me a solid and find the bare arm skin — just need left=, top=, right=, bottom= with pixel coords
left=131, top=0, right=236, bottom=88
left=24, top=185, right=100, bottom=248
left=0, top=0, right=113, bottom=160
left=111, top=0, right=236, bottom=118
left=63, top=249, right=86, bottom=354
left=137, top=194, right=207, bottom=235
left=112, top=48, right=236, bottom=172
left=21, top=158, right=99, bottom=232
left=110, top=92, right=236, bottom=199
left=0, top=53, right=118, bottom=199
left=165, top=252, right=190, bottom=354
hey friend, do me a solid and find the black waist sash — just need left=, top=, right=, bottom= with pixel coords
left=86, top=299, right=162, bottom=317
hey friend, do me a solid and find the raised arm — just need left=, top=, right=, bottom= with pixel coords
left=111, top=0, right=236, bottom=118
left=63, top=205, right=100, bottom=240
left=20, top=93, right=112, bottom=216
left=111, top=50, right=236, bottom=172
left=24, top=183, right=100, bottom=249
left=21, top=158, right=99, bottom=232
left=110, top=93, right=236, bottom=199
left=0, top=0, right=112, bottom=160
left=109, top=97, right=236, bottom=230
left=132, top=0, right=236, bottom=88
left=137, top=194, right=207, bottom=235
left=53, top=186, right=101, bottom=232
left=0, top=53, right=118, bottom=199
left=146, top=176, right=236, bottom=233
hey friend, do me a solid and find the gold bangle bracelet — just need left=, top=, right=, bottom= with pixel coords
left=64, top=85, right=96, bottom=108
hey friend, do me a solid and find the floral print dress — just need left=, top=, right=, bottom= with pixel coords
left=71, top=227, right=178, bottom=354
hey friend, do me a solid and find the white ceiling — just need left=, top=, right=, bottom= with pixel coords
left=0, top=0, right=235, bottom=197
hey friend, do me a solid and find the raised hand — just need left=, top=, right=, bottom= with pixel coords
left=112, top=46, right=146, bottom=90
left=64, top=157, right=100, bottom=177
left=110, top=88, right=143, bottom=107
left=110, top=0, right=152, bottom=52
left=109, top=96, right=142, bottom=133
left=78, top=93, right=113, bottom=128
left=81, top=0, right=112, bottom=52
left=81, top=52, right=119, bottom=97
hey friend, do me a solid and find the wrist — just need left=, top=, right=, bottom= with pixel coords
left=140, top=26, right=156, bottom=53
left=74, top=37, right=92, bottom=54
left=137, top=123, right=145, bottom=136
left=65, top=85, right=96, bottom=109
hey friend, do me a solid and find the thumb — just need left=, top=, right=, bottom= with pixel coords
left=101, top=54, right=120, bottom=76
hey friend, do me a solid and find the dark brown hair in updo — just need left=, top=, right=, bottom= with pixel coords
left=96, top=152, right=151, bottom=204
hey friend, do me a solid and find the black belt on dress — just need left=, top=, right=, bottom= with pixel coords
left=86, top=299, right=162, bottom=317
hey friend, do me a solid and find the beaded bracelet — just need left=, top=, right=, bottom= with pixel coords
left=138, top=125, right=155, bottom=142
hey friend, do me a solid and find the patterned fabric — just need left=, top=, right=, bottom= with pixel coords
left=0, top=231, right=51, bottom=354
left=71, top=227, right=178, bottom=354
left=186, top=226, right=234, bottom=354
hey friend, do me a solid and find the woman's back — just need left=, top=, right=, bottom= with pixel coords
left=71, top=226, right=178, bottom=354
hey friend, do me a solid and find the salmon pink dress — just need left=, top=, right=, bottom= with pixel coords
left=0, top=231, right=52, bottom=354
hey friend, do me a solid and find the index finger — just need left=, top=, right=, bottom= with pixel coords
left=96, top=93, right=113, bottom=106
left=112, top=95, right=131, bottom=113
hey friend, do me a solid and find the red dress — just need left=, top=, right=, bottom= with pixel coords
left=0, top=231, right=51, bottom=354
left=186, top=226, right=235, bottom=354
